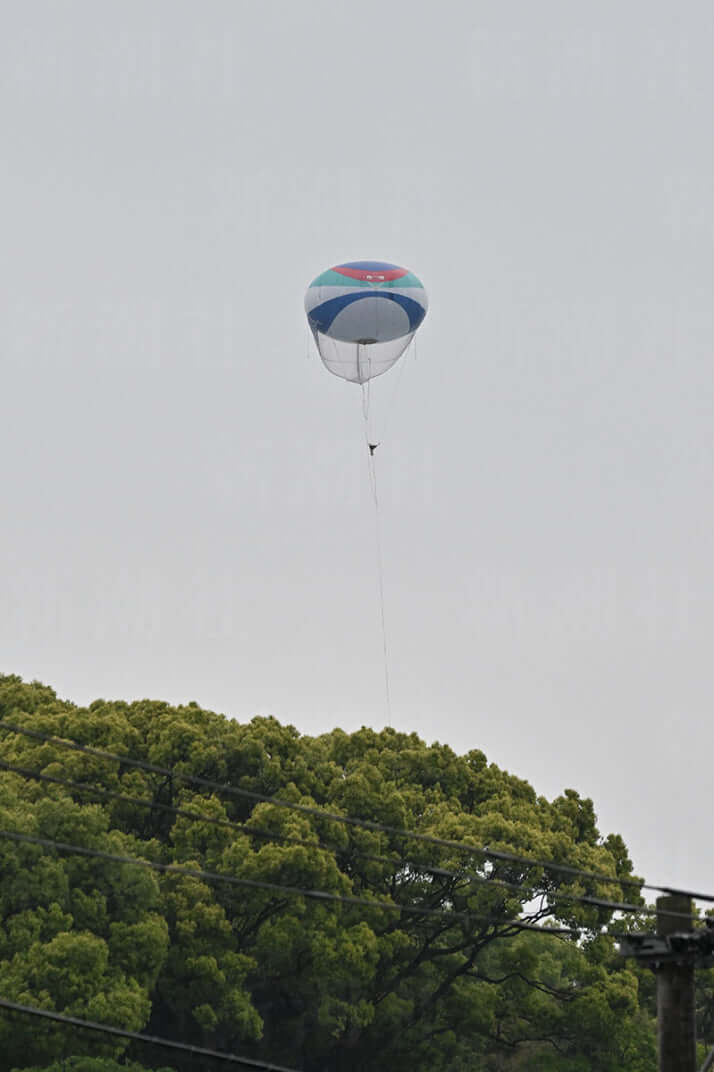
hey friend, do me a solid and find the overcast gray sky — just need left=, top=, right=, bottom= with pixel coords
left=2, top=1, right=713, bottom=898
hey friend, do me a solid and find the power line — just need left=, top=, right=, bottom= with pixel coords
left=0, top=756, right=372, bottom=860
left=0, top=997, right=298, bottom=1070
left=0, top=756, right=681, bottom=924
left=3, top=718, right=712, bottom=905
left=0, top=827, right=580, bottom=936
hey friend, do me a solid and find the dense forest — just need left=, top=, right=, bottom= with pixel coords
left=0, top=673, right=685, bottom=1070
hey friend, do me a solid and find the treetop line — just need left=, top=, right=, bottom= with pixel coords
left=2, top=719, right=712, bottom=914
left=0, top=756, right=696, bottom=928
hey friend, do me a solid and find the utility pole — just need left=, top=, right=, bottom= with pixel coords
left=656, top=895, right=696, bottom=1072
left=619, top=895, right=714, bottom=1072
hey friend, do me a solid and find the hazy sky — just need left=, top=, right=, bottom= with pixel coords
left=2, top=1, right=713, bottom=899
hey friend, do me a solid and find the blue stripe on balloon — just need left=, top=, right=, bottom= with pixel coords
left=307, top=292, right=426, bottom=334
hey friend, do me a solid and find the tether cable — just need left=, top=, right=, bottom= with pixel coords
left=360, top=367, right=392, bottom=725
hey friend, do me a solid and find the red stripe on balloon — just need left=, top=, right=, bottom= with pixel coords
left=332, top=266, right=409, bottom=282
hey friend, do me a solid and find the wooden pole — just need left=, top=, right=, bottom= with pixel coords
left=657, top=894, right=696, bottom=1072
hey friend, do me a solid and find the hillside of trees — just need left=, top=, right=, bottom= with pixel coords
left=0, top=674, right=660, bottom=1070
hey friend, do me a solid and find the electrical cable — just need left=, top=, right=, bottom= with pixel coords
left=0, top=997, right=298, bottom=1070
left=0, top=828, right=580, bottom=936
left=2, top=719, right=713, bottom=906
left=0, top=757, right=679, bottom=923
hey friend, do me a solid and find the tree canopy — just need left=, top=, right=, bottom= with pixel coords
left=0, top=674, right=657, bottom=1071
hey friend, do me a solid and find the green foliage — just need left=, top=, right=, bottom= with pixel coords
left=19, top=1061, right=174, bottom=1072
left=0, top=674, right=655, bottom=1070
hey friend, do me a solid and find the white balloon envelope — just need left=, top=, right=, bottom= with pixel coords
left=305, top=261, right=428, bottom=383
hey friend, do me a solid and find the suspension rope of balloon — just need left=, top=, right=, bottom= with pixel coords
left=359, top=354, right=392, bottom=726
